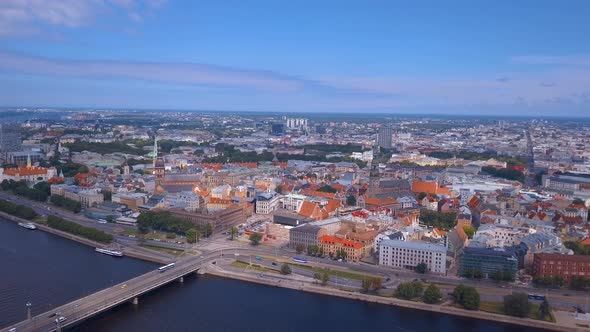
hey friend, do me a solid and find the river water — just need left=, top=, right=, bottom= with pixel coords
left=0, top=218, right=540, bottom=331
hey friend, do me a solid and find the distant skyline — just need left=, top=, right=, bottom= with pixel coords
left=0, top=1, right=589, bottom=116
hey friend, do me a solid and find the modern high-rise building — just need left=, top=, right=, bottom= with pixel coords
left=377, top=125, right=392, bottom=149
left=0, top=123, right=22, bottom=157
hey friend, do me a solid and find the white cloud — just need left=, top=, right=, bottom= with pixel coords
left=0, top=51, right=304, bottom=92
left=511, top=55, right=590, bottom=66
left=0, top=0, right=164, bottom=36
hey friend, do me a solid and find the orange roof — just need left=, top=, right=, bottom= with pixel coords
left=412, top=180, right=451, bottom=196
left=433, top=227, right=447, bottom=236
left=412, top=180, right=438, bottom=194
left=301, top=189, right=336, bottom=199
left=3, top=167, right=48, bottom=176
left=74, top=173, right=90, bottom=179
left=208, top=197, right=232, bottom=205
left=324, top=199, right=341, bottom=213
left=365, top=197, right=397, bottom=206
left=319, top=235, right=362, bottom=249
left=298, top=200, right=327, bottom=220
left=580, top=237, right=590, bottom=246
left=198, top=163, right=223, bottom=170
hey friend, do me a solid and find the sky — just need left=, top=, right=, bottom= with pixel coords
left=0, top=0, right=589, bottom=116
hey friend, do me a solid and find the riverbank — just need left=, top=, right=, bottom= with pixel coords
left=206, top=264, right=579, bottom=332
left=0, top=211, right=171, bottom=264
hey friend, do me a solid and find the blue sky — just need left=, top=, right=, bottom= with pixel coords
left=0, top=0, right=589, bottom=116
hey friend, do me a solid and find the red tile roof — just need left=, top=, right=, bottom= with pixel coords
left=319, top=235, right=362, bottom=249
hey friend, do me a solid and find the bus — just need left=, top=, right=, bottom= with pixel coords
left=528, top=293, right=546, bottom=301
left=158, top=263, right=176, bottom=272
left=292, top=257, right=307, bottom=263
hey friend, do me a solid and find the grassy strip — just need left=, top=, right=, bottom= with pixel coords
left=46, top=215, right=113, bottom=243
left=140, top=244, right=185, bottom=256
left=479, top=301, right=555, bottom=322
left=290, top=263, right=378, bottom=281
left=0, top=199, right=37, bottom=219
left=232, top=260, right=275, bottom=273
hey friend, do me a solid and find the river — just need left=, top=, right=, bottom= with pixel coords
left=0, top=218, right=540, bottom=331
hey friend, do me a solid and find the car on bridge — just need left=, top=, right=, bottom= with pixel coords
left=55, top=316, right=67, bottom=323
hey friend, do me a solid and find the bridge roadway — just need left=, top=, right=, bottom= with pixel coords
left=2, top=248, right=244, bottom=332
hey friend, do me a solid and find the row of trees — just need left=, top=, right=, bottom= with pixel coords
left=426, top=150, right=526, bottom=166
left=503, top=292, right=551, bottom=320
left=564, top=240, right=590, bottom=255
left=313, top=271, right=330, bottom=286
left=361, top=278, right=383, bottom=293
left=58, top=162, right=89, bottom=177
left=534, top=275, right=590, bottom=290
left=203, top=143, right=367, bottom=167
left=65, top=141, right=144, bottom=155
left=46, top=215, right=113, bottom=243
left=136, top=211, right=213, bottom=244
left=0, top=199, right=37, bottom=220
left=419, top=209, right=457, bottom=231
left=50, top=195, right=82, bottom=213
left=306, top=244, right=325, bottom=257
left=481, top=166, right=525, bottom=183
left=533, top=276, right=565, bottom=289
left=452, top=284, right=480, bottom=310
left=394, top=281, right=442, bottom=304
left=1, top=180, right=51, bottom=202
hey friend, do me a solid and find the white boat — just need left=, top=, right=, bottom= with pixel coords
left=18, top=222, right=37, bottom=230
left=95, top=248, right=124, bottom=257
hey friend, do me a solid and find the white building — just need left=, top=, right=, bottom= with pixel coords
left=379, top=240, right=447, bottom=274
left=255, top=191, right=281, bottom=214
left=374, top=231, right=406, bottom=255
left=165, top=191, right=202, bottom=212
left=50, top=184, right=104, bottom=208
left=281, top=193, right=307, bottom=211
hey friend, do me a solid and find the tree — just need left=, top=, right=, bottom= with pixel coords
left=415, top=262, right=428, bottom=274
left=280, top=263, right=292, bottom=275
left=106, top=215, right=114, bottom=223
left=361, top=279, right=372, bottom=293
left=186, top=228, right=197, bottom=244
left=335, top=248, right=347, bottom=260
left=395, top=281, right=423, bottom=300
left=573, top=198, right=585, bottom=206
left=249, top=233, right=263, bottom=246
left=538, top=298, right=551, bottom=320
left=275, top=184, right=284, bottom=194
left=503, top=292, right=530, bottom=318
left=346, top=195, right=357, bottom=206
left=205, top=223, right=213, bottom=238
left=317, top=185, right=337, bottom=193
left=102, top=190, right=112, bottom=202
left=371, top=278, right=382, bottom=291
left=453, top=284, right=480, bottom=310
left=423, top=284, right=443, bottom=304
left=313, top=272, right=322, bottom=284
left=321, top=272, right=329, bottom=286
left=295, top=244, right=305, bottom=254
left=230, top=226, right=238, bottom=240
left=463, top=225, right=476, bottom=239
left=417, top=192, right=427, bottom=201
left=307, top=244, right=319, bottom=256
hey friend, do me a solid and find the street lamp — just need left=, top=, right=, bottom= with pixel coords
left=26, top=302, right=32, bottom=320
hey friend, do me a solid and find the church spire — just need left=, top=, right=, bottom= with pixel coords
left=26, top=154, right=31, bottom=168
left=153, top=135, right=158, bottom=166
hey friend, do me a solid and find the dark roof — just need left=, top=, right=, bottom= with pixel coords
left=290, top=223, right=323, bottom=235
